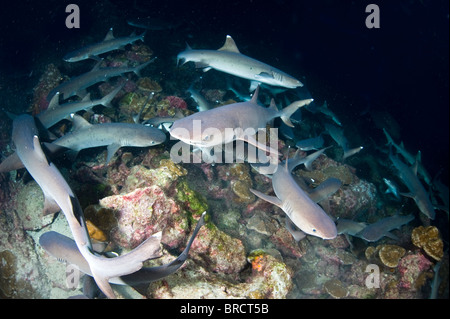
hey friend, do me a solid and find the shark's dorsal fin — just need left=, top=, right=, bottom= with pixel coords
left=47, top=92, right=60, bottom=110
left=269, top=98, right=278, bottom=112
left=249, top=188, right=282, bottom=208
left=106, top=143, right=121, bottom=163
left=71, top=114, right=92, bottom=130
left=32, top=135, right=49, bottom=165
left=90, top=60, right=103, bottom=72
left=104, top=28, right=115, bottom=41
left=250, top=86, right=260, bottom=104
left=81, top=93, right=91, bottom=102
left=218, top=35, right=240, bottom=53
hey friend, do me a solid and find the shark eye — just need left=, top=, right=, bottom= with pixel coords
left=203, top=134, right=213, bottom=142
left=312, top=228, right=317, bottom=233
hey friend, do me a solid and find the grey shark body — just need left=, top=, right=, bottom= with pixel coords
left=170, top=86, right=312, bottom=157
left=389, top=152, right=435, bottom=219
left=177, top=35, right=303, bottom=89
left=53, top=114, right=166, bottom=162
left=356, top=214, right=415, bottom=242
left=383, top=128, right=432, bottom=186
left=38, top=83, right=124, bottom=128
left=12, top=114, right=163, bottom=298
left=64, top=28, right=145, bottom=62
left=48, top=59, right=154, bottom=101
left=296, top=134, right=324, bottom=151
left=317, top=101, right=342, bottom=126
left=39, top=212, right=206, bottom=291
left=250, top=149, right=338, bottom=240
left=324, top=122, right=363, bottom=159
left=187, top=85, right=211, bottom=112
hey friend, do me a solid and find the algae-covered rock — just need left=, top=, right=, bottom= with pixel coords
left=149, top=249, right=293, bottom=299
left=379, top=244, right=406, bottom=268
left=411, top=226, right=444, bottom=261
left=323, top=278, right=349, bottom=299
left=175, top=179, right=208, bottom=216
left=190, top=223, right=247, bottom=274
left=100, top=186, right=188, bottom=250
left=15, top=182, right=54, bottom=230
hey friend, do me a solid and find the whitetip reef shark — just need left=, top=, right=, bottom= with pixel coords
left=51, top=114, right=166, bottom=162
left=356, top=213, right=415, bottom=242
left=39, top=212, right=207, bottom=297
left=170, top=86, right=313, bottom=159
left=38, top=82, right=125, bottom=128
left=177, top=35, right=303, bottom=89
left=389, top=150, right=435, bottom=219
left=0, top=113, right=167, bottom=171
left=11, top=114, right=163, bottom=298
left=250, top=149, right=338, bottom=240
left=64, top=28, right=146, bottom=62
left=383, top=128, right=432, bottom=186
left=47, top=58, right=155, bottom=101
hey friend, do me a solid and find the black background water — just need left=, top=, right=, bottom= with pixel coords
left=0, top=0, right=448, bottom=183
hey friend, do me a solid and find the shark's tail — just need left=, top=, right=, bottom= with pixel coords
left=279, top=99, right=314, bottom=127
left=343, top=146, right=364, bottom=160
left=383, top=128, right=395, bottom=146
left=133, top=57, right=157, bottom=76
left=99, top=82, right=126, bottom=108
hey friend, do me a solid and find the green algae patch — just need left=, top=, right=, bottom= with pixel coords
left=176, top=179, right=209, bottom=217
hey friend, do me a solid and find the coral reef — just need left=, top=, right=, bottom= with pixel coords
left=99, top=185, right=187, bottom=249
left=149, top=250, right=292, bottom=299
left=411, top=226, right=444, bottom=261
left=397, top=251, right=433, bottom=291
left=378, top=244, right=406, bottom=268
left=323, top=278, right=349, bottom=298
left=29, top=64, right=64, bottom=115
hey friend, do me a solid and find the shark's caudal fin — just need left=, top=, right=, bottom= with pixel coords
left=99, top=82, right=126, bottom=107
left=279, top=99, right=314, bottom=127
left=132, top=57, right=156, bottom=77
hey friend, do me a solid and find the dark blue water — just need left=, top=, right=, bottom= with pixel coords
left=1, top=0, right=448, bottom=182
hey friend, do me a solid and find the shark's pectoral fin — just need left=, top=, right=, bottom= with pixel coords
left=384, top=231, right=399, bottom=241
left=399, top=192, right=415, bottom=199
left=249, top=189, right=283, bottom=208
left=193, top=62, right=212, bottom=72
left=237, top=134, right=279, bottom=160
left=90, top=55, right=102, bottom=62
left=249, top=80, right=260, bottom=92
left=254, top=72, right=274, bottom=80
left=43, top=194, right=61, bottom=216
left=90, top=268, right=116, bottom=299
left=285, top=217, right=307, bottom=242
left=106, top=143, right=121, bottom=163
